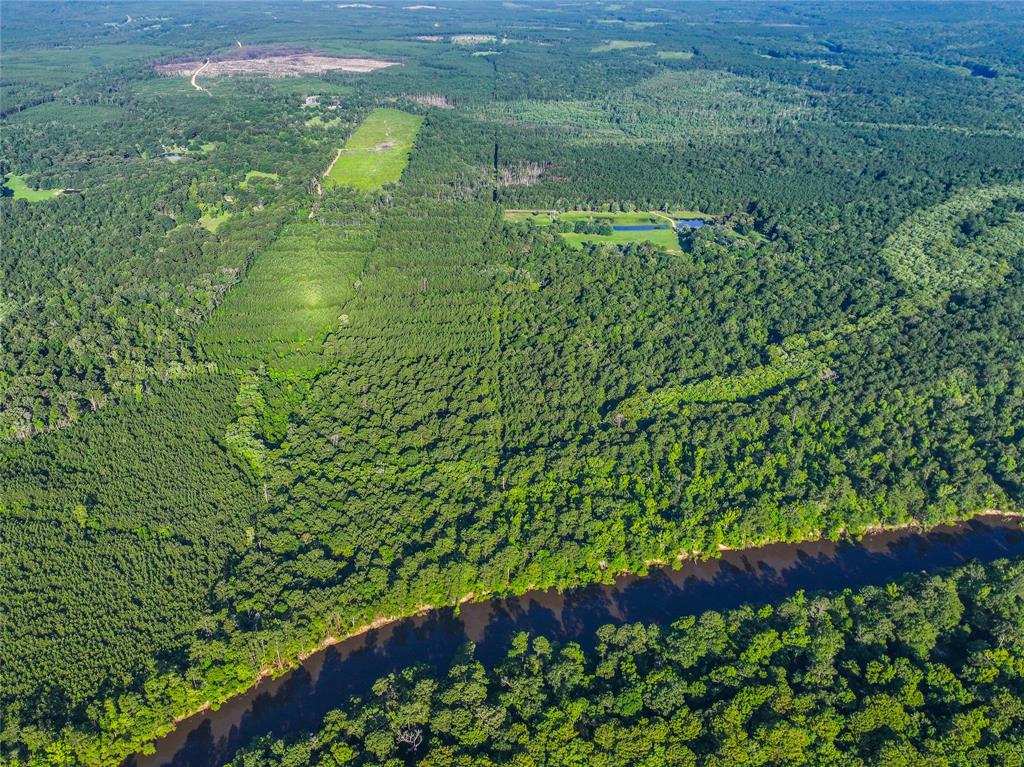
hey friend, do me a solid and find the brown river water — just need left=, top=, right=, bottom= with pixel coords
left=131, top=514, right=1024, bottom=767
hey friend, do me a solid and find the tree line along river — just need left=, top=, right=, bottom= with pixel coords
left=130, top=513, right=1024, bottom=767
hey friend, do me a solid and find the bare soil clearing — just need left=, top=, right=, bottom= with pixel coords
left=157, top=53, right=400, bottom=79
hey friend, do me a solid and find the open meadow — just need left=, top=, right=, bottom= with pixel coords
left=324, top=108, right=424, bottom=190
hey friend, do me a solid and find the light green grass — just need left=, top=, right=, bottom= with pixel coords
left=325, top=108, right=424, bottom=190
left=3, top=174, right=62, bottom=201
left=505, top=209, right=701, bottom=251
left=656, top=50, right=695, bottom=60
left=199, top=211, right=233, bottom=232
left=306, top=115, right=343, bottom=129
left=561, top=227, right=681, bottom=252
left=591, top=40, right=655, bottom=53
left=239, top=171, right=280, bottom=189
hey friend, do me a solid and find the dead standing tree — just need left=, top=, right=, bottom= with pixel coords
left=397, top=727, right=424, bottom=750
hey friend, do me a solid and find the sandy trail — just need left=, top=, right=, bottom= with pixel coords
left=322, top=147, right=344, bottom=180
left=190, top=59, right=211, bottom=94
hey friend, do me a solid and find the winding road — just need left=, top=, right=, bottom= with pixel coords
left=190, top=59, right=211, bottom=94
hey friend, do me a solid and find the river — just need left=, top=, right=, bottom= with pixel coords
left=131, top=513, right=1024, bottom=767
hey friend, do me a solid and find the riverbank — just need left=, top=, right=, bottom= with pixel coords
left=131, top=509, right=1024, bottom=767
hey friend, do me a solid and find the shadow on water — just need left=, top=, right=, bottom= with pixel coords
left=130, top=515, right=1024, bottom=767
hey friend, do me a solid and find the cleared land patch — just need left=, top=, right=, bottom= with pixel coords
left=325, top=108, right=424, bottom=190
left=155, top=50, right=400, bottom=80
left=239, top=171, right=280, bottom=189
left=656, top=50, right=695, bottom=60
left=504, top=209, right=717, bottom=253
left=2, top=174, right=63, bottom=201
left=198, top=211, right=233, bottom=232
left=881, top=183, right=1024, bottom=299
left=306, top=115, right=343, bottom=129
left=451, top=34, right=497, bottom=46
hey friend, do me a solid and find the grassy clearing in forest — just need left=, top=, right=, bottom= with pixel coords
left=561, top=227, right=681, bottom=251
left=2, top=174, right=62, bottom=201
left=325, top=108, right=424, bottom=190
left=306, top=115, right=343, bottom=129
left=504, top=209, right=708, bottom=252
left=656, top=50, right=695, bottom=60
left=199, top=211, right=233, bottom=232
left=239, top=171, right=280, bottom=189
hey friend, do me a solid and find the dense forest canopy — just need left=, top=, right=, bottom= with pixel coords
left=1, top=1, right=1023, bottom=765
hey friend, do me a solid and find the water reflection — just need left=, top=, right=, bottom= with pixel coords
left=131, top=515, right=1024, bottom=767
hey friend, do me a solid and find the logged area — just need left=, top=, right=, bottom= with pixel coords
left=3, top=1, right=1024, bottom=766
left=155, top=52, right=400, bottom=78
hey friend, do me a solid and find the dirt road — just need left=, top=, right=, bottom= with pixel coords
left=190, top=60, right=211, bottom=94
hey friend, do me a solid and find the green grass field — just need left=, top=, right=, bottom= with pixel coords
left=503, top=209, right=708, bottom=252
left=198, top=211, right=233, bottom=232
left=3, top=174, right=62, bottom=201
left=306, top=115, right=343, bottom=129
left=239, top=171, right=280, bottom=189
left=656, top=50, right=695, bottom=60
left=560, top=213, right=682, bottom=251
left=560, top=227, right=682, bottom=252
left=325, top=109, right=424, bottom=190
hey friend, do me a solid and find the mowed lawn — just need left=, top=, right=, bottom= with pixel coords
left=560, top=227, right=682, bottom=252
left=325, top=109, right=424, bottom=190
left=545, top=210, right=688, bottom=252
left=3, top=174, right=62, bottom=201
